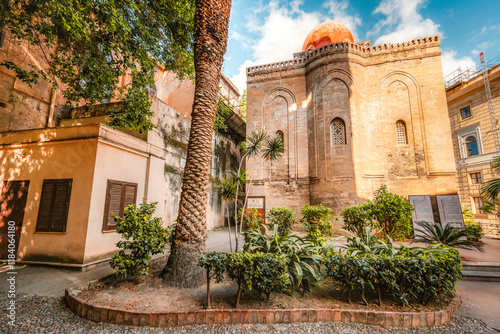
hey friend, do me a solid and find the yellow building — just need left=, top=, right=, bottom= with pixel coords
left=446, top=60, right=500, bottom=236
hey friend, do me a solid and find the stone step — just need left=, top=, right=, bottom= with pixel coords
left=462, top=262, right=500, bottom=273
left=461, top=270, right=500, bottom=282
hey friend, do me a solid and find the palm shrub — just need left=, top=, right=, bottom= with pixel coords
left=343, top=227, right=396, bottom=257
left=369, top=186, right=414, bottom=241
left=267, top=207, right=296, bottom=236
left=301, top=204, right=334, bottom=246
left=481, top=156, right=500, bottom=201
left=244, top=224, right=323, bottom=296
left=413, top=221, right=484, bottom=251
left=110, top=201, right=174, bottom=278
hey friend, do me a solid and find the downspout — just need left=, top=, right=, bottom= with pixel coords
left=46, top=83, right=57, bottom=127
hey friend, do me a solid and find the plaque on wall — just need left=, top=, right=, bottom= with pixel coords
left=247, top=196, right=265, bottom=221
left=409, top=195, right=434, bottom=237
left=436, top=195, right=464, bottom=228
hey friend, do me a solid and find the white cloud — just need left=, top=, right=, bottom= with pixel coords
left=441, top=50, right=476, bottom=79
left=229, top=0, right=362, bottom=93
left=371, top=0, right=440, bottom=45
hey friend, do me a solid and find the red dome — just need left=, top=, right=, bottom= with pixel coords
left=302, top=21, right=354, bottom=52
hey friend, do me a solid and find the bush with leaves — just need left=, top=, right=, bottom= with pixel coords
left=341, top=203, right=375, bottom=237
left=369, top=186, right=414, bottom=241
left=325, top=245, right=462, bottom=306
left=238, top=208, right=263, bottom=239
left=110, top=202, right=173, bottom=278
left=413, top=221, right=484, bottom=251
left=267, top=207, right=296, bottom=236
left=244, top=224, right=323, bottom=295
left=464, top=224, right=483, bottom=242
left=199, top=252, right=227, bottom=308
left=301, top=204, right=334, bottom=246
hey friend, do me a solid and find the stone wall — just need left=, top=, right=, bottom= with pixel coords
left=247, top=36, right=457, bottom=219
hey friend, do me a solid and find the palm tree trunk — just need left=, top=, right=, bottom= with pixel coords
left=226, top=203, right=233, bottom=252
left=162, top=0, right=232, bottom=288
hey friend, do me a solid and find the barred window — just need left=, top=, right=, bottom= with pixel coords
left=396, top=120, right=407, bottom=145
left=330, top=118, right=346, bottom=146
left=276, top=130, right=284, bottom=146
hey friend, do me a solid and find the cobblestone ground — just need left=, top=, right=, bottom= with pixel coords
left=0, top=295, right=496, bottom=334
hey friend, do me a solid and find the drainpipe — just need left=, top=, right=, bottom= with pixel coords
left=46, top=83, right=57, bottom=127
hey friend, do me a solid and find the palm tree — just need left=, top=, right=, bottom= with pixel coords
left=239, top=135, right=284, bottom=235
left=162, top=0, right=232, bottom=288
left=413, top=221, right=484, bottom=252
left=218, top=177, right=237, bottom=252
left=481, top=156, right=500, bottom=201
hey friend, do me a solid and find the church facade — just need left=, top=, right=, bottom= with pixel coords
left=246, top=21, right=458, bottom=217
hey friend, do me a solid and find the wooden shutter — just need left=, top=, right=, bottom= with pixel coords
left=102, top=180, right=137, bottom=232
left=36, top=179, right=72, bottom=232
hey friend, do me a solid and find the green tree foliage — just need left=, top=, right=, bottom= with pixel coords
left=214, top=93, right=233, bottom=133
left=301, top=204, right=334, bottom=246
left=238, top=89, right=247, bottom=122
left=341, top=186, right=413, bottom=241
left=0, top=0, right=194, bottom=133
left=464, top=224, right=483, bottom=242
left=267, top=207, right=296, bottom=237
left=413, top=221, right=484, bottom=251
left=110, top=201, right=175, bottom=278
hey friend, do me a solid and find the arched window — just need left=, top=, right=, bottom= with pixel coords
left=330, top=118, right=346, bottom=146
left=465, top=135, right=479, bottom=157
left=396, top=120, right=407, bottom=145
left=276, top=130, right=284, bottom=145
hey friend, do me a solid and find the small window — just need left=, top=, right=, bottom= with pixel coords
left=465, top=136, right=479, bottom=157
left=473, top=197, right=484, bottom=214
left=102, top=180, right=138, bottom=232
left=470, top=172, right=482, bottom=184
left=330, top=118, right=346, bottom=146
left=276, top=130, right=284, bottom=145
left=36, top=179, right=72, bottom=232
left=460, top=106, right=472, bottom=120
left=396, top=120, right=407, bottom=145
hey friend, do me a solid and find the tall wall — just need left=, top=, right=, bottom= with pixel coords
left=247, top=36, right=457, bottom=219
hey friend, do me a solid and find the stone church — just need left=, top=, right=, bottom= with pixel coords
left=246, top=21, right=458, bottom=217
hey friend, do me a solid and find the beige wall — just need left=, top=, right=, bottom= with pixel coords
left=0, top=127, right=98, bottom=263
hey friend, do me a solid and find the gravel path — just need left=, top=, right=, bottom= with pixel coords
left=0, top=294, right=496, bottom=334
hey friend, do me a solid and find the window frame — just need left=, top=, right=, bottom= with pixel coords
left=35, top=179, right=73, bottom=233
left=102, top=180, right=138, bottom=232
left=469, top=172, right=482, bottom=184
left=472, top=197, right=485, bottom=214
left=457, top=125, right=483, bottom=159
left=395, top=120, right=408, bottom=145
left=459, top=105, right=472, bottom=120
left=330, top=117, right=346, bottom=146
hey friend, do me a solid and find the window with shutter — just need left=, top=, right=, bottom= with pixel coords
left=36, top=179, right=72, bottom=232
left=102, top=180, right=138, bottom=232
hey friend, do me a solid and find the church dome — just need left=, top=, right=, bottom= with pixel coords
left=302, top=21, right=354, bottom=52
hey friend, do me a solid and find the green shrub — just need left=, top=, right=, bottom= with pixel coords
left=465, top=224, right=483, bottom=242
left=341, top=203, right=375, bottom=237
left=369, top=186, right=414, bottom=241
left=238, top=207, right=263, bottom=231
left=267, top=207, right=296, bottom=236
left=325, top=246, right=462, bottom=306
left=110, top=201, right=173, bottom=278
left=199, top=252, right=227, bottom=308
left=244, top=224, right=323, bottom=295
left=301, top=204, right=334, bottom=246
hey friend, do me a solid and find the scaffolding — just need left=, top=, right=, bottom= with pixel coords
left=480, top=52, right=500, bottom=152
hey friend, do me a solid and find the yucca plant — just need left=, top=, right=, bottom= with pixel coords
left=413, top=221, right=484, bottom=252
left=341, top=227, right=396, bottom=256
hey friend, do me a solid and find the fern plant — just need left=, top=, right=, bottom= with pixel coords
left=413, top=221, right=484, bottom=252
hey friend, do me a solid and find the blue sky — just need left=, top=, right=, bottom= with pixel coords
left=223, top=0, right=500, bottom=94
